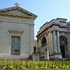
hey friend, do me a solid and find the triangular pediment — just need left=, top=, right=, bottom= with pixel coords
left=1, top=9, right=30, bottom=16
left=0, top=6, right=37, bottom=19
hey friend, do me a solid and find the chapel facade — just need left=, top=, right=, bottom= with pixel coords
left=0, top=6, right=37, bottom=59
left=36, top=18, right=70, bottom=60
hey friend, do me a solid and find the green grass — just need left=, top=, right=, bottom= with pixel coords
left=27, top=68, right=70, bottom=70
left=0, top=60, right=70, bottom=70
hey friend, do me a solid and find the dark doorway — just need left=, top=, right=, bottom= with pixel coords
left=60, top=46, right=65, bottom=58
left=60, top=36, right=68, bottom=58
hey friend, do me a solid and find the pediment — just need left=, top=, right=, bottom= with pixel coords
left=1, top=9, right=30, bottom=16
left=0, top=6, right=37, bottom=19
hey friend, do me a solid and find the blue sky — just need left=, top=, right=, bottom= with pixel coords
left=0, top=0, right=70, bottom=39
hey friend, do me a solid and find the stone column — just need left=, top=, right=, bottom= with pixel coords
left=57, top=31, right=61, bottom=53
left=52, top=31, right=57, bottom=53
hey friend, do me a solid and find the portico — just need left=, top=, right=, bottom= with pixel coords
left=37, top=18, right=70, bottom=60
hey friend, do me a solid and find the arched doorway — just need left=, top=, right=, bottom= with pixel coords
left=60, top=36, right=68, bottom=58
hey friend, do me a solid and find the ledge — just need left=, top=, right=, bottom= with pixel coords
left=8, top=30, right=23, bottom=34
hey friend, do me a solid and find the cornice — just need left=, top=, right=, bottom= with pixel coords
left=37, top=23, right=68, bottom=37
left=0, top=13, right=32, bottom=19
left=0, top=16, right=35, bottom=25
left=0, top=19, right=34, bottom=25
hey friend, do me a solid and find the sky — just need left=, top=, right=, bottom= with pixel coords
left=0, top=0, right=70, bottom=39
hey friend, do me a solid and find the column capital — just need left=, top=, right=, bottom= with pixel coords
left=52, top=30, right=60, bottom=32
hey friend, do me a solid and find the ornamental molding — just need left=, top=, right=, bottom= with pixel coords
left=0, top=13, right=32, bottom=19
left=0, top=18, right=34, bottom=25
left=8, top=30, right=23, bottom=34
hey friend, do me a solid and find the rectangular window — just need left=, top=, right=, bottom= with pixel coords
left=11, top=36, right=21, bottom=55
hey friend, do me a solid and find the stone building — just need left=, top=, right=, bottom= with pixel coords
left=0, top=6, right=37, bottom=59
left=36, top=18, right=70, bottom=60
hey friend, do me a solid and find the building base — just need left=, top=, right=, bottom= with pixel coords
left=49, top=53, right=62, bottom=60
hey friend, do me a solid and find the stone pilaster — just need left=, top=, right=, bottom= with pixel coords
left=44, top=49, right=49, bottom=60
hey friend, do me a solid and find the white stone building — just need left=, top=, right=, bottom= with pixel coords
left=0, top=6, right=37, bottom=59
left=36, top=18, right=70, bottom=60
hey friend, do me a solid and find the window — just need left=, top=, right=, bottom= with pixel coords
left=11, top=36, right=21, bottom=55
left=41, top=37, right=47, bottom=46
